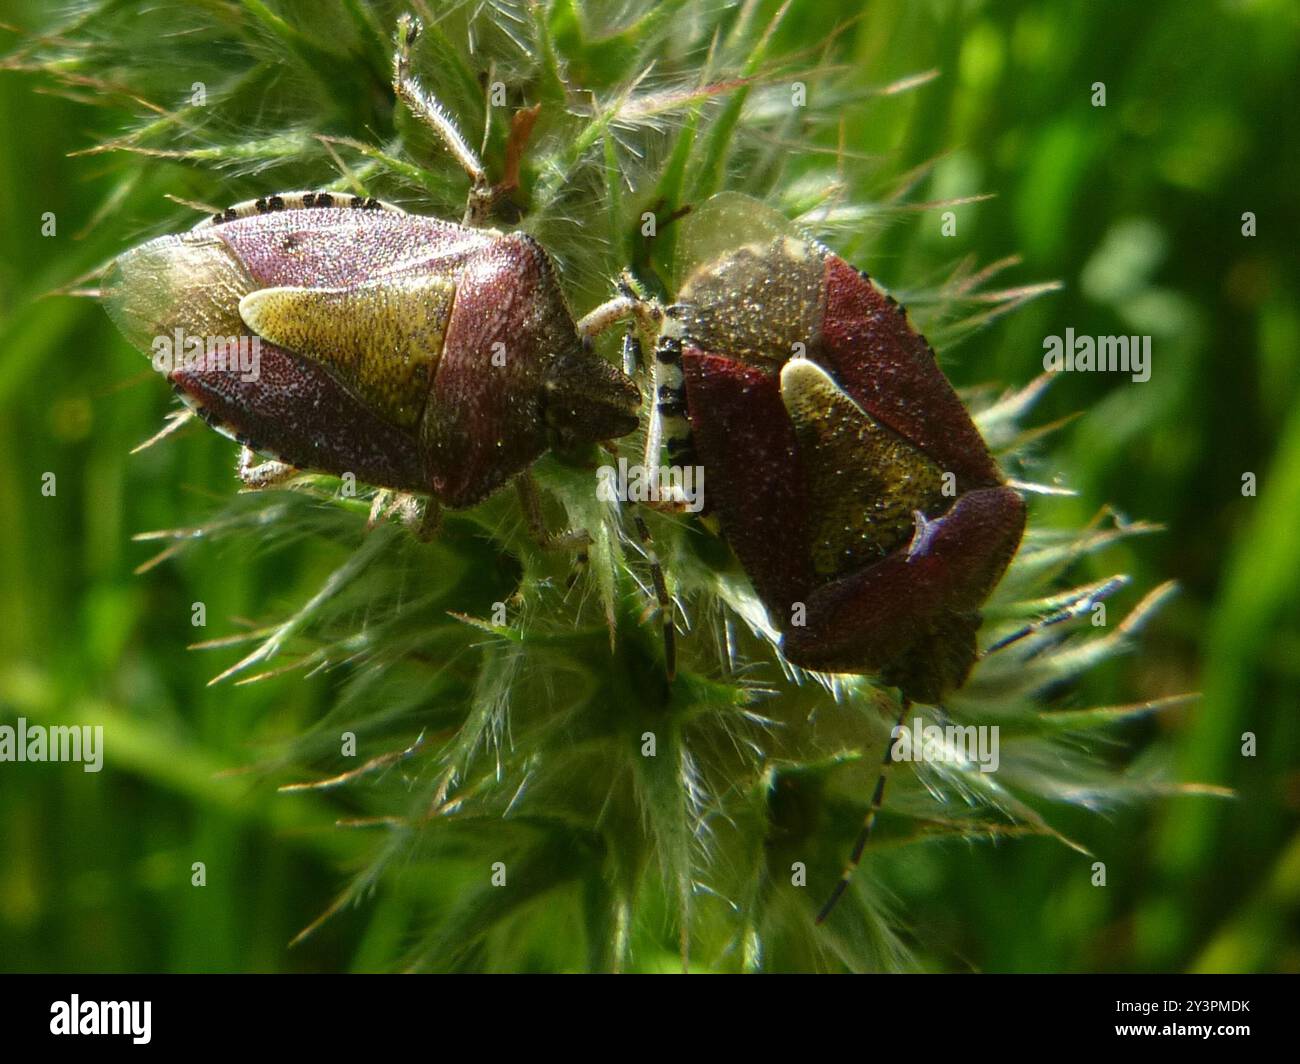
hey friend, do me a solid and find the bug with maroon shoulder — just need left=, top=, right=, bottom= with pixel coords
left=100, top=14, right=641, bottom=549
left=583, top=193, right=1031, bottom=920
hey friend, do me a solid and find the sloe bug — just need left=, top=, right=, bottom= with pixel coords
left=583, top=193, right=1027, bottom=919
left=103, top=15, right=640, bottom=544
left=591, top=193, right=1025, bottom=702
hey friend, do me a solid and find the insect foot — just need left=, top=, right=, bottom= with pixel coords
left=236, top=446, right=299, bottom=490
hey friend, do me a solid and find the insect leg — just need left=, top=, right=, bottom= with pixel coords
left=367, top=490, right=441, bottom=542
left=815, top=695, right=913, bottom=925
left=237, top=446, right=299, bottom=489
left=515, top=471, right=592, bottom=551
left=576, top=294, right=647, bottom=342
left=563, top=548, right=590, bottom=593
left=577, top=272, right=663, bottom=345
left=392, top=15, right=493, bottom=225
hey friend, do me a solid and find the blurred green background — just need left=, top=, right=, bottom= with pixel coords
left=1, top=0, right=1297, bottom=972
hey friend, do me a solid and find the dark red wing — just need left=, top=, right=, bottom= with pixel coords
left=422, top=236, right=554, bottom=508
left=781, top=485, right=1025, bottom=699
left=817, top=255, right=1001, bottom=490
left=215, top=209, right=491, bottom=288
left=681, top=349, right=814, bottom=619
left=170, top=339, right=427, bottom=491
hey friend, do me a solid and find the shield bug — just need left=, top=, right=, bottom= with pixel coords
left=594, top=193, right=1025, bottom=703
left=582, top=193, right=1027, bottom=918
left=102, top=14, right=640, bottom=541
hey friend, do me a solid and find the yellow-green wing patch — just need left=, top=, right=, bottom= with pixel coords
left=239, top=275, right=455, bottom=429
left=780, top=358, right=947, bottom=580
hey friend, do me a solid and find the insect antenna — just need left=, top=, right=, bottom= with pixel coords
left=815, top=694, right=913, bottom=924
left=621, top=324, right=642, bottom=377
left=392, top=14, right=493, bottom=225
left=632, top=510, right=677, bottom=681
left=572, top=278, right=677, bottom=679
left=981, top=575, right=1127, bottom=657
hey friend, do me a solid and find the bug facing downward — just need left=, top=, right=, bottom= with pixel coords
left=594, top=194, right=1026, bottom=705
left=583, top=195, right=1028, bottom=920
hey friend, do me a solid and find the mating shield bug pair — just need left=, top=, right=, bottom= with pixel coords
left=103, top=14, right=1021, bottom=701
left=101, top=14, right=1025, bottom=921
